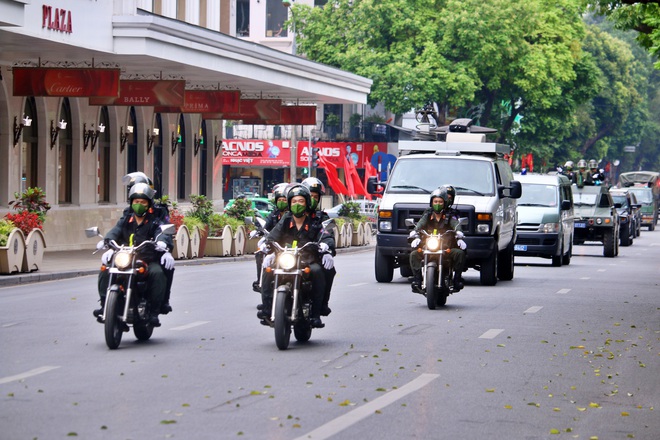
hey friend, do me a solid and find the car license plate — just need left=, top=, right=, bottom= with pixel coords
left=514, top=245, right=527, bottom=251
left=574, top=222, right=586, bottom=228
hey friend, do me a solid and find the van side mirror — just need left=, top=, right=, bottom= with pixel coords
left=367, top=176, right=384, bottom=195
left=561, top=200, right=571, bottom=210
left=499, top=181, right=522, bottom=199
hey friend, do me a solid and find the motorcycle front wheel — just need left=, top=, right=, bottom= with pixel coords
left=293, top=308, right=312, bottom=343
left=274, top=288, right=293, bottom=350
left=426, top=265, right=437, bottom=310
left=104, top=288, right=125, bottom=349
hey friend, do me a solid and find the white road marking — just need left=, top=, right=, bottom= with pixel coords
left=597, top=269, right=606, bottom=272
left=523, top=306, right=543, bottom=314
left=293, top=373, right=439, bottom=440
left=557, top=288, right=571, bottom=294
left=580, top=277, right=591, bottom=280
left=0, top=366, right=60, bottom=385
left=2, top=322, right=19, bottom=328
left=479, top=329, right=504, bottom=339
left=347, top=282, right=368, bottom=287
left=170, top=321, right=210, bottom=331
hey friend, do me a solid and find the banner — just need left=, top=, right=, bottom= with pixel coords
left=13, top=67, right=120, bottom=97
left=296, top=141, right=387, bottom=168
left=241, top=106, right=317, bottom=125
left=221, top=139, right=291, bottom=167
left=89, top=80, right=185, bottom=106
left=155, top=90, right=240, bottom=114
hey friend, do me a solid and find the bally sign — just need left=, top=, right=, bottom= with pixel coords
left=222, top=140, right=290, bottom=167
left=13, top=68, right=120, bottom=97
left=89, top=80, right=185, bottom=107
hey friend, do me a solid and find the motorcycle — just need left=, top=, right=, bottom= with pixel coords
left=245, top=217, right=335, bottom=350
left=407, top=218, right=466, bottom=309
left=85, top=225, right=174, bottom=349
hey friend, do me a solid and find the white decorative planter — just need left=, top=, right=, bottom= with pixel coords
left=189, top=226, right=201, bottom=258
left=0, top=229, right=26, bottom=275
left=23, top=228, right=46, bottom=272
left=245, top=233, right=260, bottom=254
left=232, top=225, right=247, bottom=256
left=352, top=222, right=364, bottom=246
left=173, top=225, right=190, bottom=260
left=363, top=222, right=373, bottom=244
left=206, top=225, right=233, bottom=257
left=343, top=223, right=353, bottom=248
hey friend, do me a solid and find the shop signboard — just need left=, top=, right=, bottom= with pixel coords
left=296, top=141, right=388, bottom=168
left=154, top=90, right=241, bottom=114
left=221, top=139, right=291, bottom=167
left=89, top=80, right=185, bottom=106
left=13, top=67, right=120, bottom=97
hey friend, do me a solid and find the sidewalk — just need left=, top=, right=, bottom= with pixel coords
left=0, top=244, right=374, bottom=288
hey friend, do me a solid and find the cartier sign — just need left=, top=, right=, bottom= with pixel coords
left=13, top=68, right=120, bottom=97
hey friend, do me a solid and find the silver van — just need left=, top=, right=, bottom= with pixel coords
left=514, top=173, right=574, bottom=266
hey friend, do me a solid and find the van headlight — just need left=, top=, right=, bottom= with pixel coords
left=379, top=220, right=392, bottom=231
left=426, top=237, right=440, bottom=251
left=541, top=223, right=559, bottom=233
left=278, top=252, right=296, bottom=270
left=476, top=224, right=490, bottom=234
left=114, top=251, right=132, bottom=270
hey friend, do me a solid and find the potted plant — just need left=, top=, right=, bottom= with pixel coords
left=223, top=198, right=256, bottom=256
left=5, top=187, right=50, bottom=272
left=185, top=194, right=214, bottom=257
left=325, top=113, right=340, bottom=140
left=349, top=113, right=362, bottom=139
left=0, top=218, right=26, bottom=274
left=163, top=199, right=189, bottom=259
left=206, top=213, right=234, bottom=256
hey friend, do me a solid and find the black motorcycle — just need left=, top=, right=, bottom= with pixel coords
left=86, top=225, right=174, bottom=349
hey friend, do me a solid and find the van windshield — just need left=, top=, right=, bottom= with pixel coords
left=387, top=158, right=494, bottom=195
left=518, top=184, right=557, bottom=207
left=628, top=188, right=653, bottom=203
left=573, top=193, right=597, bottom=206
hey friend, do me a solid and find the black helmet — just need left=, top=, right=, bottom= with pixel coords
left=441, top=184, right=456, bottom=207
left=122, top=172, right=154, bottom=189
left=286, top=184, right=312, bottom=211
left=128, top=182, right=155, bottom=206
left=429, top=187, right=450, bottom=208
left=272, top=182, right=289, bottom=200
left=302, top=177, right=325, bottom=196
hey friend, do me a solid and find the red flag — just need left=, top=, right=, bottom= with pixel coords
left=527, top=153, right=534, bottom=172
left=319, top=155, right=348, bottom=195
left=345, top=154, right=368, bottom=197
left=342, top=154, right=356, bottom=196
left=363, top=160, right=379, bottom=200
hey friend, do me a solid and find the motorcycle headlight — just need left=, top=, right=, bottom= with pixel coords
left=114, top=251, right=132, bottom=270
left=278, top=252, right=296, bottom=270
left=426, top=237, right=441, bottom=251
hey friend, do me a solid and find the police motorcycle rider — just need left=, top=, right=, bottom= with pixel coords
left=409, top=185, right=467, bottom=294
left=93, top=183, right=175, bottom=327
left=111, top=172, right=175, bottom=314
left=258, top=184, right=335, bottom=329
left=588, top=159, right=604, bottom=185
left=561, top=161, right=576, bottom=183
left=251, top=182, right=289, bottom=292
left=301, top=177, right=336, bottom=316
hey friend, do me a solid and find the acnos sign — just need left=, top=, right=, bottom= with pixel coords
left=222, top=140, right=265, bottom=156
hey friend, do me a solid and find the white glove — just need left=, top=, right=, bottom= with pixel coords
left=263, top=253, right=275, bottom=268
left=155, top=241, right=169, bottom=252
left=457, top=239, right=467, bottom=250
left=411, top=238, right=421, bottom=248
left=101, top=249, right=114, bottom=265
left=249, top=230, right=259, bottom=239
left=96, top=240, right=106, bottom=251
left=455, top=231, right=464, bottom=239
left=409, top=230, right=419, bottom=239
left=318, top=242, right=330, bottom=254
left=322, top=254, right=334, bottom=270
left=258, top=237, right=268, bottom=253
left=161, top=251, right=175, bottom=270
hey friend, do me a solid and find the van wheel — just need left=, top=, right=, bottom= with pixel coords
left=375, top=247, right=394, bottom=283
left=562, top=242, right=572, bottom=266
left=603, top=229, right=616, bottom=257
left=480, top=252, right=498, bottom=286
left=620, top=224, right=631, bottom=246
left=497, top=241, right=514, bottom=281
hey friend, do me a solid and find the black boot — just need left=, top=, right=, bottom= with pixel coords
left=453, top=272, right=464, bottom=292
left=160, top=301, right=172, bottom=314
left=149, top=312, right=161, bottom=327
left=93, top=298, right=105, bottom=322
left=411, top=270, right=423, bottom=294
left=252, top=281, right=261, bottom=293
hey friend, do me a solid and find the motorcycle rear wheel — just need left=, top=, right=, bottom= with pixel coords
left=104, top=289, right=124, bottom=349
left=426, top=265, right=437, bottom=310
left=293, top=318, right=312, bottom=343
left=274, top=289, right=292, bottom=350
left=133, top=323, right=154, bottom=341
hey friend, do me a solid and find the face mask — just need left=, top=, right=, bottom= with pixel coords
left=132, top=203, right=148, bottom=216
left=432, top=203, right=444, bottom=213
left=310, top=198, right=318, bottom=210
left=290, top=204, right=306, bottom=218
left=277, top=200, right=288, bottom=211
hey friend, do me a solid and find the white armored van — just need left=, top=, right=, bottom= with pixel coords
left=367, top=119, right=522, bottom=286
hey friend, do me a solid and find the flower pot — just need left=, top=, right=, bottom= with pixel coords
left=206, top=226, right=233, bottom=256
left=23, top=228, right=47, bottom=272
left=246, top=235, right=260, bottom=254
left=232, top=225, right=247, bottom=256
left=173, top=225, right=190, bottom=260
left=0, top=229, right=26, bottom=275
left=363, top=222, right=373, bottom=244
left=189, top=226, right=201, bottom=258
left=352, top=222, right=364, bottom=246
left=198, top=225, right=209, bottom=258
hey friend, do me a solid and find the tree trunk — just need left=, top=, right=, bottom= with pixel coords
left=581, top=125, right=612, bottom=155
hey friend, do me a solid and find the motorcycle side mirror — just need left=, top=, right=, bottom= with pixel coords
left=246, top=216, right=267, bottom=230
left=405, top=218, right=415, bottom=228
left=85, top=226, right=102, bottom=238
left=458, top=217, right=468, bottom=226
left=160, top=224, right=175, bottom=235
left=321, top=219, right=337, bottom=234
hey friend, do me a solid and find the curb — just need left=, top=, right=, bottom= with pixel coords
left=0, top=244, right=374, bottom=288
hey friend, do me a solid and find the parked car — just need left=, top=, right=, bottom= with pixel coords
left=572, top=184, right=619, bottom=257
left=326, top=199, right=378, bottom=223
left=514, top=173, right=574, bottom=266
left=224, top=197, right=275, bottom=218
left=609, top=188, right=641, bottom=245
left=626, top=185, right=657, bottom=231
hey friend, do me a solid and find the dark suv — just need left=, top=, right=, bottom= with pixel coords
left=609, top=189, right=641, bottom=246
left=572, top=185, right=619, bottom=257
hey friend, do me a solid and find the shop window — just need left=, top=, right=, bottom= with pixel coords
left=153, top=114, right=164, bottom=200
left=177, top=114, right=187, bottom=201
left=98, top=107, right=110, bottom=202
left=57, top=99, right=72, bottom=204
left=266, top=0, right=288, bottom=37
left=236, top=0, right=250, bottom=37
left=199, top=120, right=208, bottom=196
left=127, top=107, right=138, bottom=174
left=21, top=97, right=38, bottom=192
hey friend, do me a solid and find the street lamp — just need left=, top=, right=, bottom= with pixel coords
left=282, top=0, right=296, bottom=55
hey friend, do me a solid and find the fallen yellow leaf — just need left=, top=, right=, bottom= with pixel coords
left=621, top=411, right=629, bottom=416
left=486, top=388, right=496, bottom=393
left=589, top=402, right=600, bottom=408
left=504, top=405, right=512, bottom=409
